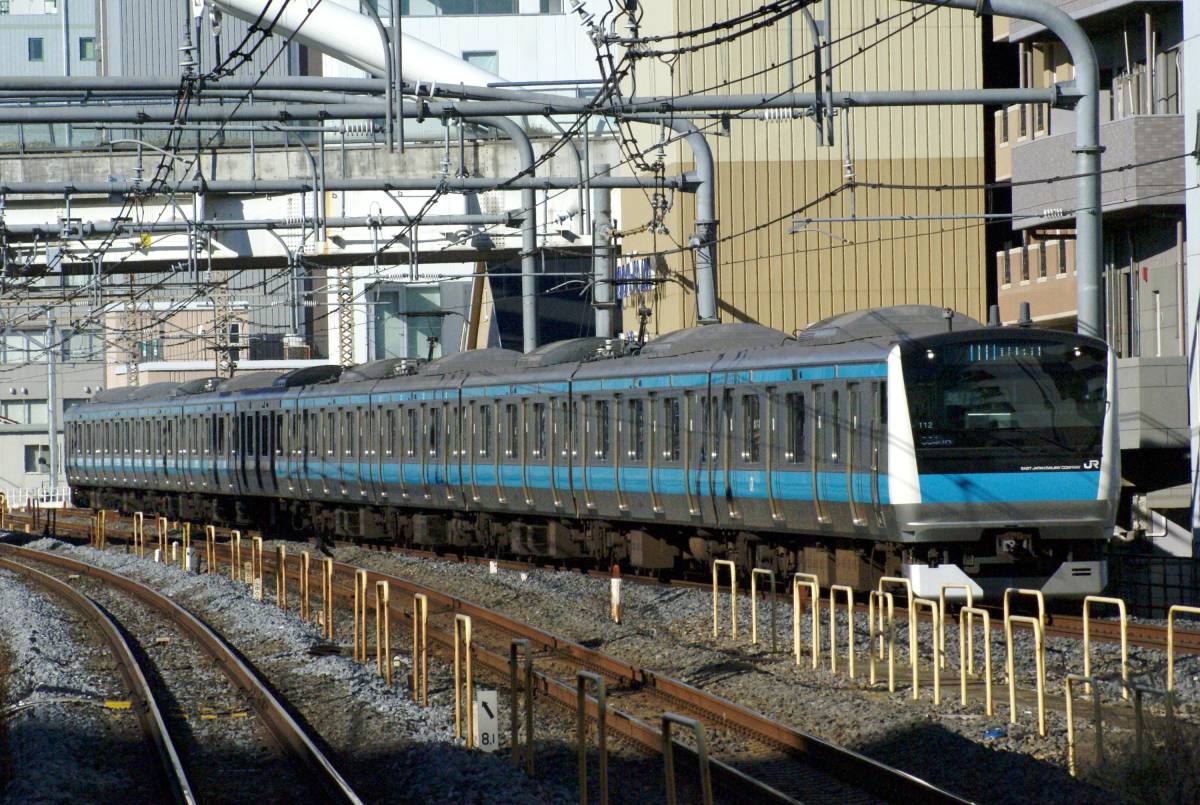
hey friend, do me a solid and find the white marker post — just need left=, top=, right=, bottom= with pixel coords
left=489, top=560, right=498, bottom=575
left=610, top=565, right=622, bottom=624
left=473, top=690, right=499, bottom=753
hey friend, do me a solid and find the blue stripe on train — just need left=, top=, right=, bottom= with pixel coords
left=917, top=470, right=1100, bottom=503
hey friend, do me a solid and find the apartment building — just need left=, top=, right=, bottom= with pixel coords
left=990, top=0, right=1192, bottom=554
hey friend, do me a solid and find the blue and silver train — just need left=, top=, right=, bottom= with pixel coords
left=64, top=305, right=1118, bottom=599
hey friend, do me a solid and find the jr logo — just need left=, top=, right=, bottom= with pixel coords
left=1083, top=459, right=1100, bottom=469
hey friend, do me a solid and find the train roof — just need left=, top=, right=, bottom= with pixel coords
left=71, top=306, right=995, bottom=411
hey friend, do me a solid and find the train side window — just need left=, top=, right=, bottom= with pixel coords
left=275, top=413, right=284, bottom=456
left=383, top=410, right=395, bottom=457
left=830, top=390, right=841, bottom=463
left=628, top=399, right=645, bottom=461
left=785, top=393, right=805, bottom=463
left=261, top=413, right=271, bottom=457
left=406, top=408, right=418, bottom=457
left=428, top=406, right=441, bottom=457
left=504, top=403, right=518, bottom=458
left=594, top=399, right=610, bottom=460
left=741, top=393, right=761, bottom=462
left=478, top=404, right=493, bottom=458
left=559, top=400, right=571, bottom=458
left=879, top=382, right=888, bottom=424
left=324, top=411, right=335, bottom=457
left=813, top=388, right=824, bottom=462
left=531, top=402, right=547, bottom=458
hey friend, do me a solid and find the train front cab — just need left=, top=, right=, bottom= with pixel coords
left=886, top=329, right=1119, bottom=601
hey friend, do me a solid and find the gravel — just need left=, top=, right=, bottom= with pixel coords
left=8, top=538, right=576, bottom=805
left=325, top=547, right=1200, bottom=805
left=0, top=569, right=159, bottom=804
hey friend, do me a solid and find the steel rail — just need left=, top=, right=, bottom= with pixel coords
left=302, top=554, right=969, bottom=805
left=0, top=544, right=363, bottom=805
left=11, top=509, right=1200, bottom=656
left=0, top=556, right=196, bottom=805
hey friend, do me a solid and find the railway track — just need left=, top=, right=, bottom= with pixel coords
left=0, top=555, right=194, bottom=803
left=5, top=508, right=970, bottom=804
left=9, top=506, right=1200, bottom=657
left=272, top=551, right=966, bottom=805
left=0, top=542, right=364, bottom=805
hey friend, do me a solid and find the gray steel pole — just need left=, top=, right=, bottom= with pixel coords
left=479, top=116, right=539, bottom=353
left=359, top=0, right=394, bottom=152
left=592, top=162, right=613, bottom=339
left=46, top=320, right=59, bottom=494
left=901, top=0, right=1103, bottom=337
left=627, top=118, right=718, bottom=325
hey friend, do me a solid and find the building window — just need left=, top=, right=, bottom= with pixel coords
left=1038, top=245, right=1046, bottom=279
left=403, top=0, right=517, bottom=14
left=1020, top=245, right=1029, bottom=282
left=540, top=0, right=563, bottom=11
left=462, top=50, right=498, bottom=75
left=0, top=2, right=11, bottom=14
left=1058, top=239, right=1068, bottom=275
left=1002, top=247, right=1011, bottom=285
left=28, top=37, right=44, bottom=62
left=79, top=36, right=95, bottom=61
left=2, top=400, right=48, bottom=425
left=24, top=444, right=51, bottom=474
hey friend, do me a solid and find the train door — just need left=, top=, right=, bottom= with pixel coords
left=552, top=396, right=572, bottom=513
left=846, top=384, right=867, bottom=527
left=443, top=400, right=459, bottom=504
left=811, top=386, right=830, bottom=524
left=817, top=386, right=845, bottom=522
left=720, top=389, right=738, bottom=521
left=577, top=397, right=593, bottom=512
left=268, top=408, right=281, bottom=494
left=869, top=381, right=886, bottom=527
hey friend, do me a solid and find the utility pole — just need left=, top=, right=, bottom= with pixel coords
left=46, top=319, right=59, bottom=495
left=591, top=163, right=614, bottom=339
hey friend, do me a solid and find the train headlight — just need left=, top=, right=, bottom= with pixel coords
left=925, top=349, right=936, bottom=360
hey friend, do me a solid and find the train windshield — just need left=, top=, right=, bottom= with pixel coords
left=902, top=337, right=1107, bottom=463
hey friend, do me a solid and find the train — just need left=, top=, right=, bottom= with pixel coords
left=64, top=305, right=1119, bottom=600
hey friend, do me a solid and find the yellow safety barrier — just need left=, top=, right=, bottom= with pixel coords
left=829, top=585, right=855, bottom=678
left=792, top=573, right=820, bottom=668
left=1167, top=604, right=1200, bottom=693
left=375, top=580, right=391, bottom=685
left=96, top=510, right=108, bottom=549
left=938, top=583, right=974, bottom=672
left=509, top=639, right=534, bottom=775
left=868, top=590, right=895, bottom=691
left=353, top=569, right=369, bottom=663
left=156, top=516, right=168, bottom=560
left=662, top=713, right=713, bottom=805
left=1002, top=587, right=1046, bottom=628
left=320, top=558, right=334, bottom=640
left=1005, top=613, right=1046, bottom=736
left=229, top=530, right=242, bottom=582
left=453, top=614, right=474, bottom=747
left=180, top=523, right=191, bottom=571
left=1130, top=682, right=1176, bottom=758
left=711, top=560, right=737, bottom=639
left=299, top=551, right=311, bottom=621
left=911, top=598, right=941, bottom=704
left=204, top=525, right=216, bottom=574
left=958, top=606, right=993, bottom=715
left=412, top=593, right=429, bottom=706
left=1064, top=673, right=1104, bottom=777
left=879, top=576, right=916, bottom=674
left=275, top=545, right=287, bottom=608
left=132, top=512, right=145, bottom=558
left=750, top=568, right=776, bottom=651
left=576, top=671, right=608, bottom=805
left=1082, top=595, right=1128, bottom=700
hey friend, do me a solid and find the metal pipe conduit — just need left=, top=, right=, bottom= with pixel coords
left=0, top=88, right=1064, bottom=125
left=477, top=116, right=538, bottom=352
left=0, top=176, right=685, bottom=195
left=0, top=214, right=515, bottom=239
left=899, top=0, right=1103, bottom=337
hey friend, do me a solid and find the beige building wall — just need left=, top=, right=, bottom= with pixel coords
left=618, top=1, right=988, bottom=336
